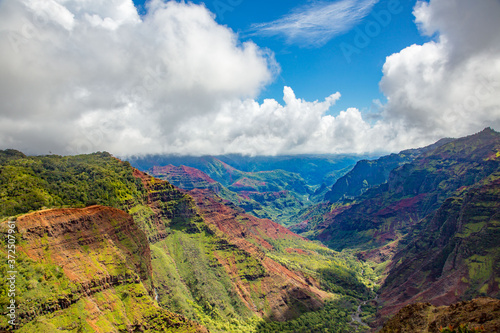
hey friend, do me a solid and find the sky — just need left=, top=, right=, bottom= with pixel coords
left=0, top=0, right=499, bottom=156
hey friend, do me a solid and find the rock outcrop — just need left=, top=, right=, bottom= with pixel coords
left=18, top=205, right=152, bottom=291
left=378, top=297, right=500, bottom=333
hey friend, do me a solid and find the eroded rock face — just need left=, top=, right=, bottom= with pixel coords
left=134, top=168, right=331, bottom=322
left=18, top=206, right=152, bottom=290
left=377, top=177, right=500, bottom=322
left=10, top=206, right=207, bottom=333
left=188, top=188, right=301, bottom=251
left=378, top=297, right=500, bottom=333
left=188, top=189, right=329, bottom=321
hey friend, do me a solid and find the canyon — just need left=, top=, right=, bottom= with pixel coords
left=1, top=128, right=499, bottom=332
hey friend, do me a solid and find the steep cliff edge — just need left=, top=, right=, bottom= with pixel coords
left=0, top=206, right=206, bottom=332
left=376, top=175, right=500, bottom=323
left=17, top=206, right=152, bottom=292
left=133, top=170, right=331, bottom=326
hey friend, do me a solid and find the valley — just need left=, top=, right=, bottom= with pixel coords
left=1, top=128, right=499, bottom=332
left=2, top=0, right=500, bottom=331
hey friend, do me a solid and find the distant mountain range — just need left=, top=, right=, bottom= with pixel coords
left=128, top=154, right=364, bottom=226
left=127, top=154, right=367, bottom=187
left=1, top=128, right=499, bottom=332
left=324, top=138, right=454, bottom=203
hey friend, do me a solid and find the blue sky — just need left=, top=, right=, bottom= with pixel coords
left=1, top=0, right=499, bottom=156
left=133, top=0, right=428, bottom=115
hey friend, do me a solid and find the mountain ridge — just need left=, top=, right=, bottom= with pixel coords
left=324, top=138, right=454, bottom=203
left=315, top=128, right=500, bottom=252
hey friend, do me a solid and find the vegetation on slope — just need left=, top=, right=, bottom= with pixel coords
left=133, top=154, right=361, bottom=227
left=141, top=179, right=378, bottom=332
left=378, top=172, right=500, bottom=317
left=0, top=150, right=377, bottom=332
left=256, top=297, right=364, bottom=333
left=0, top=151, right=143, bottom=218
left=0, top=206, right=204, bottom=332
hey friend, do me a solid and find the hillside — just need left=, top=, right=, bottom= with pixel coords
left=288, top=139, right=454, bottom=237
left=377, top=167, right=500, bottom=323
left=324, top=138, right=453, bottom=203
left=134, top=168, right=377, bottom=331
left=316, top=128, right=500, bottom=252
left=0, top=150, right=374, bottom=333
left=0, top=206, right=205, bottom=332
left=147, top=159, right=315, bottom=227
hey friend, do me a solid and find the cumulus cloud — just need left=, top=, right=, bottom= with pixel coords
left=0, top=0, right=499, bottom=157
left=0, top=0, right=275, bottom=155
left=380, top=0, right=500, bottom=141
left=249, top=0, right=379, bottom=47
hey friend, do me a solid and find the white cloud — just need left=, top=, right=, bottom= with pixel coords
left=156, top=87, right=417, bottom=156
left=0, top=0, right=276, bottom=155
left=250, top=0, right=379, bottom=47
left=0, top=0, right=499, bottom=157
left=23, top=0, right=76, bottom=31
left=380, top=0, right=500, bottom=141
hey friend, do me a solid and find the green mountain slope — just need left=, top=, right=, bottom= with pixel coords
left=0, top=151, right=144, bottom=217
left=0, top=150, right=375, bottom=332
left=316, top=128, right=500, bottom=252
left=0, top=206, right=206, bottom=333
left=135, top=170, right=377, bottom=332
